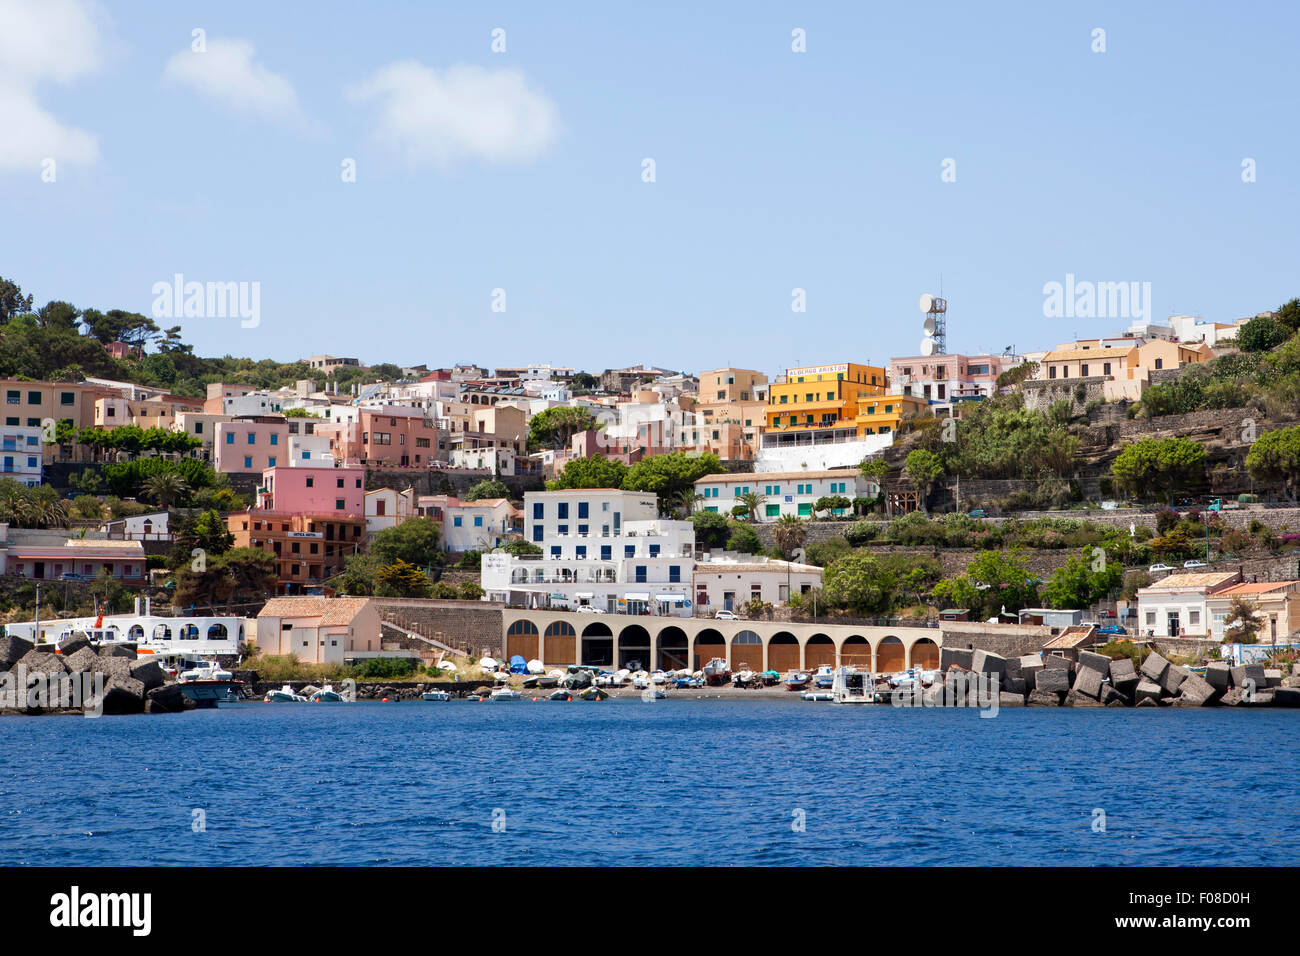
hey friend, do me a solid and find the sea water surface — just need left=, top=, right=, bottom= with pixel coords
left=1, top=700, right=1297, bottom=866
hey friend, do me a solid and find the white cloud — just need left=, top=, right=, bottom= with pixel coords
left=348, top=62, right=559, bottom=167
left=0, top=0, right=102, bottom=170
left=163, top=37, right=304, bottom=124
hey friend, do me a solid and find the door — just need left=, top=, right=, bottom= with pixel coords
left=1166, top=612, right=1180, bottom=637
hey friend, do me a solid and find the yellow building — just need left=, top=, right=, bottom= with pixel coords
left=854, top=393, right=929, bottom=437
left=766, top=363, right=887, bottom=435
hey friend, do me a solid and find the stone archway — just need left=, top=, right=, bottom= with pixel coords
left=657, top=626, right=689, bottom=671
left=729, top=630, right=763, bottom=671
left=841, top=635, right=871, bottom=670
left=581, top=622, right=613, bottom=667
left=544, top=620, right=577, bottom=665
left=768, top=632, right=800, bottom=672
left=692, top=628, right=725, bottom=670
left=506, top=619, right=539, bottom=660
left=910, top=636, right=940, bottom=669
left=618, top=624, right=652, bottom=670
left=805, top=634, right=835, bottom=670
left=877, top=636, right=906, bottom=673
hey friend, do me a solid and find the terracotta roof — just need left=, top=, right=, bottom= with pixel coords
left=1042, top=347, right=1133, bottom=362
left=1217, top=581, right=1298, bottom=595
left=1042, top=624, right=1097, bottom=649
left=257, top=596, right=371, bottom=625
left=1141, top=571, right=1240, bottom=591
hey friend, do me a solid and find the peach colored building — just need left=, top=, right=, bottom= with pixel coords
left=214, top=417, right=292, bottom=474
left=254, top=596, right=381, bottom=664
left=314, top=407, right=443, bottom=467
left=228, top=510, right=366, bottom=593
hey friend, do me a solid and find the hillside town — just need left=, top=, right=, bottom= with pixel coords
left=3, top=273, right=1300, bottom=711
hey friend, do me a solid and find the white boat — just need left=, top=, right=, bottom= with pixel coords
left=641, top=685, right=668, bottom=701
left=650, top=669, right=668, bottom=684
left=421, top=690, right=452, bottom=702
left=309, top=684, right=348, bottom=702
left=631, top=671, right=650, bottom=689
left=7, top=596, right=244, bottom=659
left=178, top=660, right=233, bottom=683
left=489, top=687, right=522, bottom=702
left=831, top=667, right=878, bottom=704
left=265, top=684, right=308, bottom=703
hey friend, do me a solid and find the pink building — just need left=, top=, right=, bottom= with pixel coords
left=888, top=353, right=1014, bottom=406
left=256, top=465, right=366, bottom=515
left=315, top=408, right=443, bottom=467
left=214, top=417, right=292, bottom=474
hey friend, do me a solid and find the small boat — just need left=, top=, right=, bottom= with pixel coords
left=309, top=684, right=347, bottom=702
left=812, top=665, right=836, bottom=689
left=733, top=668, right=756, bottom=688
left=537, top=676, right=559, bottom=689
left=421, top=690, right=452, bottom=702
left=578, top=686, right=609, bottom=701
left=175, top=659, right=244, bottom=706
left=521, top=675, right=541, bottom=689
left=489, top=687, right=522, bottom=702
left=785, top=671, right=811, bottom=691
left=702, top=658, right=731, bottom=686
left=759, top=670, right=781, bottom=686
left=547, top=689, right=574, bottom=701
left=641, top=686, right=668, bottom=701
left=631, top=671, right=650, bottom=689
left=673, top=676, right=703, bottom=689
left=265, top=684, right=307, bottom=703
left=650, top=669, right=668, bottom=684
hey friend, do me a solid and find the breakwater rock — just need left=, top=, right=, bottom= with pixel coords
left=0, top=635, right=194, bottom=716
left=924, top=647, right=1300, bottom=709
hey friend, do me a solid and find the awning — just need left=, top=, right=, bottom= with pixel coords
left=656, top=594, right=686, bottom=602
left=625, top=592, right=650, bottom=601
left=575, top=592, right=594, bottom=599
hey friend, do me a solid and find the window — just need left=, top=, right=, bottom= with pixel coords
left=335, top=499, right=345, bottom=510
left=1154, top=358, right=1163, bottom=370
left=268, top=457, right=276, bottom=467
left=577, top=501, right=589, bottom=518
left=243, top=456, right=253, bottom=469
left=533, top=502, right=544, bottom=519
left=551, top=546, right=562, bottom=557
left=1049, top=366, right=1057, bottom=379
left=247, top=432, right=256, bottom=444
left=225, top=433, right=234, bottom=445
left=60, top=392, right=74, bottom=406
left=600, top=545, right=611, bottom=560
left=337, top=478, right=345, bottom=488
left=557, top=524, right=569, bottom=535
left=453, top=516, right=463, bottom=527
left=27, top=391, right=40, bottom=404
left=765, top=504, right=780, bottom=517
left=1081, top=364, right=1089, bottom=377
left=634, top=565, right=647, bottom=583
left=1103, top=362, right=1112, bottom=375
left=625, top=545, right=635, bottom=558
left=575, top=546, right=587, bottom=559
left=649, top=544, right=660, bottom=557
left=532, top=525, right=543, bottom=542
left=558, top=502, right=569, bottom=519
left=669, top=566, right=681, bottom=583
left=473, top=515, right=483, bottom=527
left=306, top=477, right=314, bottom=487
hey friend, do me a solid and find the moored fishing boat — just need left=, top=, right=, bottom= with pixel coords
left=785, top=670, right=811, bottom=691
left=489, top=686, right=522, bottom=701
left=309, top=684, right=347, bottom=702
left=421, top=690, right=452, bottom=701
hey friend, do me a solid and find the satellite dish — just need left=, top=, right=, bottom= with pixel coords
left=919, top=339, right=936, bottom=356
left=923, top=316, right=936, bottom=335
left=919, top=294, right=934, bottom=313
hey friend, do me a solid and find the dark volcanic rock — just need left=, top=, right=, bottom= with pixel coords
left=129, top=659, right=166, bottom=692
left=1036, top=668, right=1069, bottom=694
left=57, top=633, right=92, bottom=657
left=98, top=644, right=137, bottom=660
left=62, top=646, right=99, bottom=674
left=1026, top=689, right=1062, bottom=706
left=145, top=683, right=187, bottom=714
left=1078, top=650, right=1112, bottom=675
left=1140, top=651, right=1169, bottom=684
left=0, top=635, right=34, bottom=670
left=99, top=676, right=145, bottom=715
left=17, top=650, right=66, bottom=677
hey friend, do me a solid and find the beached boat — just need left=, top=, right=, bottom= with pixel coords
left=421, top=690, right=452, bottom=702
left=631, top=671, right=650, bottom=689
left=673, top=676, right=704, bottom=689
left=265, top=684, right=307, bottom=703
left=758, top=670, right=780, bottom=686
left=578, top=686, right=609, bottom=701
left=521, top=675, right=541, bottom=689
left=702, top=658, right=731, bottom=686
left=785, top=671, right=811, bottom=691
left=733, top=666, right=756, bottom=688
left=547, top=688, right=573, bottom=701
left=812, top=665, right=836, bottom=689
left=489, top=687, right=522, bottom=702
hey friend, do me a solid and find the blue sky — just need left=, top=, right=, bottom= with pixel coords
left=4, top=0, right=1298, bottom=375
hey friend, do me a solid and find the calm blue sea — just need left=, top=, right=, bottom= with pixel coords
left=1, top=700, right=1296, bottom=866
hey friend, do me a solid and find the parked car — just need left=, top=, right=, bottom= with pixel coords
left=1183, top=559, right=1208, bottom=569
left=1096, top=624, right=1127, bottom=636
left=714, top=609, right=739, bottom=620
left=1149, top=563, right=1174, bottom=573
left=574, top=605, right=604, bottom=614
left=967, top=509, right=986, bottom=518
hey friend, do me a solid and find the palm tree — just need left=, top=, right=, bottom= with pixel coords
left=773, top=514, right=806, bottom=558
left=737, top=490, right=766, bottom=522
left=670, top=488, right=703, bottom=518
left=27, top=486, right=69, bottom=529
left=142, top=471, right=190, bottom=510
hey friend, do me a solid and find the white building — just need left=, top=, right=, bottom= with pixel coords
left=0, top=425, right=44, bottom=487
left=694, top=469, right=871, bottom=520
left=450, top=446, right=521, bottom=475
left=365, top=487, right=416, bottom=538
left=1169, top=314, right=1244, bottom=347
left=289, top=433, right=336, bottom=466
left=693, top=555, right=822, bottom=612
left=1135, top=571, right=1242, bottom=638
left=480, top=489, right=695, bottom=615
left=417, top=495, right=519, bottom=553
left=219, top=389, right=285, bottom=417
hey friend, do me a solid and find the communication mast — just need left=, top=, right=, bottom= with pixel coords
left=918, top=293, right=947, bottom=356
